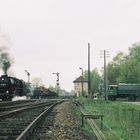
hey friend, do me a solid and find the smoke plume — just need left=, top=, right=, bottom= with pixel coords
left=0, top=31, right=13, bottom=75
left=0, top=51, right=13, bottom=74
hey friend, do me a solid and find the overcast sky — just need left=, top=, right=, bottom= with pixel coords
left=0, top=0, right=140, bottom=91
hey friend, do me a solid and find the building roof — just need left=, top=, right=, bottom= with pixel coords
left=73, top=76, right=88, bottom=83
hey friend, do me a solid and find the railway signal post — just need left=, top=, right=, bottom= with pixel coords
left=52, top=72, right=59, bottom=95
left=25, top=70, right=30, bottom=83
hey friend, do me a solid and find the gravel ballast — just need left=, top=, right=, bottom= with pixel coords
left=31, top=101, right=96, bottom=140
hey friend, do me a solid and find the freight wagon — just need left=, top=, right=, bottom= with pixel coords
left=108, top=83, right=140, bottom=101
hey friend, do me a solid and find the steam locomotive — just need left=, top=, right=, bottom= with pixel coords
left=0, top=75, right=31, bottom=101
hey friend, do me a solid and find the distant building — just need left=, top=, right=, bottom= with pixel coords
left=73, top=76, right=88, bottom=97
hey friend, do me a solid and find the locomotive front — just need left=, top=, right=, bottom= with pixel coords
left=0, top=75, right=11, bottom=101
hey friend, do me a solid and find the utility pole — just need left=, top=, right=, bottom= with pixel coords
left=25, top=70, right=30, bottom=83
left=52, top=72, right=59, bottom=95
left=100, top=50, right=109, bottom=100
left=88, top=43, right=91, bottom=97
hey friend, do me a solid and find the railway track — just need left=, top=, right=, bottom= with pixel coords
left=0, top=100, right=44, bottom=113
left=29, top=100, right=91, bottom=140
left=0, top=100, right=62, bottom=140
left=0, top=99, right=37, bottom=107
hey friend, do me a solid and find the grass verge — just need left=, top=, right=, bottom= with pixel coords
left=77, top=98, right=140, bottom=140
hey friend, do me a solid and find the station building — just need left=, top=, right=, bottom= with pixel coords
left=73, top=76, right=88, bottom=97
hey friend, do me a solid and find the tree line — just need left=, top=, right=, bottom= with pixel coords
left=82, top=42, right=140, bottom=95
left=107, top=42, right=140, bottom=85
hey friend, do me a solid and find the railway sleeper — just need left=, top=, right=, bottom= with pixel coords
left=0, top=123, right=25, bottom=127
left=0, top=135, right=17, bottom=140
left=0, top=125, right=27, bottom=130
left=0, top=122, right=28, bottom=128
left=0, top=128, right=23, bottom=133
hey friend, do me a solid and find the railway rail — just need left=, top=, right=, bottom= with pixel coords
left=0, top=100, right=62, bottom=140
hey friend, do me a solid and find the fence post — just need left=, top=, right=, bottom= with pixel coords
left=101, top=115, right=103, bottom=129
left=81, top=114, right=84, bottom=127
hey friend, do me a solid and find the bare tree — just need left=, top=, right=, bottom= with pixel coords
left=32, top=77, right=44, bottom=88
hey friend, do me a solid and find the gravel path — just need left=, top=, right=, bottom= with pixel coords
left=31, top=101, right=95, bottom=140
